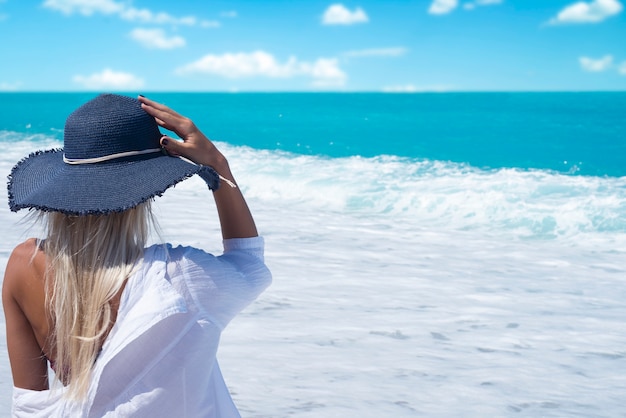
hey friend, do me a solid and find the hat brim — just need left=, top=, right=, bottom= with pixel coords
left=8, top=149, right=216, bottom=215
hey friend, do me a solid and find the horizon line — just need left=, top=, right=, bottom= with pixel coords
left=1, top=89, right=626, bottom=94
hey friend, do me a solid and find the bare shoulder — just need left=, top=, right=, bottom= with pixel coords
left=3, top=238, right=45, bottom=300
left=3, top=239, right=50, bottom=391
left=11, top=238, right=41, bottom=259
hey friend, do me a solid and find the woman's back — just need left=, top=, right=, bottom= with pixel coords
left=3, top=237, right=129, bottom=387
left=7, top=238, right=271, bottom=417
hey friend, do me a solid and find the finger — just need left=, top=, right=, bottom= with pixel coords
left=160, top=135, right=185, bottom=158
left=139, top=96, right=194, bottom=139
left=141, top=104, right=180, bottom=132
left=139, top=96, right=185, bottom=122
left=141, top=102, right=179, bottom=122
left=153, top=116, right=167, bottom=128
left=138, top=95, right=171, bottom=112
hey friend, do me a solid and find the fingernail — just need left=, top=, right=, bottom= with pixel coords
left=139, top=94, right=145, bottom=97
left=161, top=137, right=169, bottom=146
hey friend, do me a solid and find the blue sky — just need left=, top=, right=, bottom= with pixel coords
left=0, top=0, right=625, bottom=91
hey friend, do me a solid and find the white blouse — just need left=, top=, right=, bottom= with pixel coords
left=12, top=237, right=272, bottom=417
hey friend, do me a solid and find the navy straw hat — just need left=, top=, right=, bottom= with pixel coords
left=8, top=94, right=219, bottom=215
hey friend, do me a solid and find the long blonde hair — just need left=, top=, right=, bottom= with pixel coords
left=41, top=202, right=152, bottom=399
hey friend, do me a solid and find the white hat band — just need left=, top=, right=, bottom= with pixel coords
left=63, top=148, right=162, bottom=165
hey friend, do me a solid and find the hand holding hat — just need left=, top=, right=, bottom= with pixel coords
left=139, top=96, right=226, bottom=171
left=138, top=96, right=256, bottom=239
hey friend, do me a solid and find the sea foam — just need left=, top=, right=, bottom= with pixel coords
left=0, top=133, right=625, bottom=417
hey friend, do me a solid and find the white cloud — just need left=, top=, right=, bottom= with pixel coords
left=43, top=0, right=202, bottom=26
left=429, top=0, right=459, bottom=14
left=42, top=0, right=123, bottom=16
left=177, top=51, right=294, bottom=78
left=119, top=7, right=196, bottom=26
left=549, top=0, right=623, bottom=24
left=220, top=10, right=238, bottom=18
left=306, top=59, right=347, bottom=87
left=322, top=4, right=368, bottom=25
left=464, top=0, right=503, bottom=10
left=343, top=47, right=408, bottom=58
left=176, top=50, right=347, bottom=87
left=72, top=68, right=144, bottom=89
left=578, top=55, right=626, bottom=76
left=579, top=55, right=614, bottom=72
left=130, top=28, right=185, bottom=49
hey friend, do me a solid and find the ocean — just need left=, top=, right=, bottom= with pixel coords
left=0, top=92, right=625, bottom=417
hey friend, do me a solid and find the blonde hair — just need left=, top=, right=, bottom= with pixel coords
left=41, top=202, right=153, bottom=399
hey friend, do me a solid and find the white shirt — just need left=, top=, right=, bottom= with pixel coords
left=12, top=237, right=271, bottom=418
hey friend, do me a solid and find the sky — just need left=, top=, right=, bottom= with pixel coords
left=0, top=0, right=625, bottom=92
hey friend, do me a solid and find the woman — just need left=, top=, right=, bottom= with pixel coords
left=2, top=94, right=271, bottom=417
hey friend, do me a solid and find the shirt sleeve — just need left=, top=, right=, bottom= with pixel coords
left=12, top=387, right=64, bottom=418
left=222, top=236, right=266, bottom=261
left=173, top=237, right=272, bottom=329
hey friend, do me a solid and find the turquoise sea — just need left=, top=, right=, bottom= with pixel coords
left=0, top=93, right=625, bottom=417
left=2, top=92, right=626, bottom=176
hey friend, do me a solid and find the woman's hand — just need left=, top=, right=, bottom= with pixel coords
left=138, top=95, right=258, bottom=239
left=138, top=96, right=227, bottom=171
